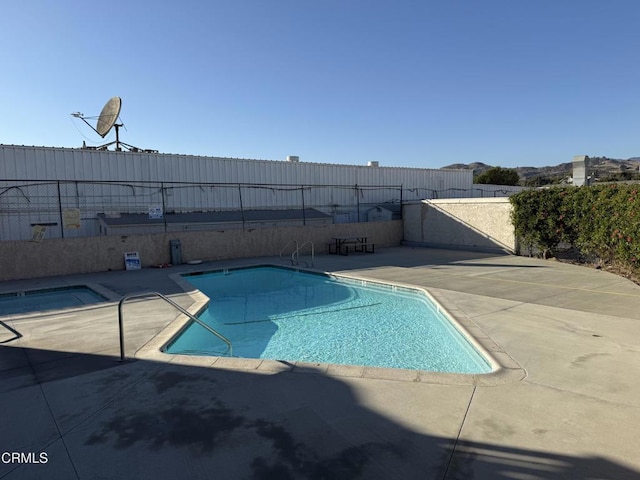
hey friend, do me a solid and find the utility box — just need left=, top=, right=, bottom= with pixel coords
left=169, top=239, right=182, bottom=265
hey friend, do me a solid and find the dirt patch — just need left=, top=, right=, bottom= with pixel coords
left=551, top=248, right=640, bottom=286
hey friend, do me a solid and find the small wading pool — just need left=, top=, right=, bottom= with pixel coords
left=0, top=286, right=108, bottom=316
left=165, top=266, right=493, bottom=374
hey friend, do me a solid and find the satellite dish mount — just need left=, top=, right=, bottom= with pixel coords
left=71, top=97, right=146, bottom=152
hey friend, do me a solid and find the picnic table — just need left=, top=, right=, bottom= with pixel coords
left=327, top=236, right=375, bottom=256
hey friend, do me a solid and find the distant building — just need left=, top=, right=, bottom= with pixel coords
left=572, top=155, right=590, bottom=186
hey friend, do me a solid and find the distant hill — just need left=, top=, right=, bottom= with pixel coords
left=442, top=157, right=640, bottom=184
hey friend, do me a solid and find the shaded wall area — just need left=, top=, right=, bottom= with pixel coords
left=403, top=199, right=516, bottom=253
left=0, top=221, right=402, bottom=281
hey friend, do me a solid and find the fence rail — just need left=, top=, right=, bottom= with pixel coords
left=0, top=179, right=522, bottom=242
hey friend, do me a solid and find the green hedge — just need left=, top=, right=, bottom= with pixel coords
left=510, top=185, right=640, bottom=272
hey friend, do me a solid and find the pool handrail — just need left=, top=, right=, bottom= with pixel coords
left=295, top=241, right=315, bottom=267
left=117, top=291, right=233, bottom=362
left=279, top=239, right=299, bottom=265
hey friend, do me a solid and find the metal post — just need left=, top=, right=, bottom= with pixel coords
left=355, top=184, right=360, bottom=222
left=301, top=185, right=306, bottom=225
left=161, top=182, right=167, bottom=232
left=238, top=184, right=245, bottom=231
left=118, top=299, right=126, bottom=362
left=57, top=181, right=65, bottom=238
left=399, top=185, right=403, bottom=218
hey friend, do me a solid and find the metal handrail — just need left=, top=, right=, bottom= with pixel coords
left=117, top=291, right=232, bottom=361
left=296, top=241, right=315, bottom=267
left=279, top=239, right=314, bottom=267
left=279, top=239, right=299, bottom=264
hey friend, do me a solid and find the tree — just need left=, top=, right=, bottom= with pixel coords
left=523, top=175, right=564, bottom=187
left=475, top=166, right=520, bottom=185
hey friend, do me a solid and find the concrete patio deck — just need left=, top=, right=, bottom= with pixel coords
left=1, top=246, right=639, bottom=479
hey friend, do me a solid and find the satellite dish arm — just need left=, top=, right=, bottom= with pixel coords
left=71, top=112, right=102, bottom=137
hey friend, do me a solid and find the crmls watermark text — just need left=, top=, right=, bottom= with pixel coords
left=1, top=452, right=48, bottom=464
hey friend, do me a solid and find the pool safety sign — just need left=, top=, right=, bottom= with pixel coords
left=124, top=252, right=141, bottom=270
left=149, top=205, right=163, bottom=219
left=31, top=225, right=47, bottom=242
left=62, top=208, right=81, bottom=229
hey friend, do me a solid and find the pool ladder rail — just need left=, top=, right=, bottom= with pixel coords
left=279, top=240, right=315, bottom=267
left=117, top=291, right=232, bottom=361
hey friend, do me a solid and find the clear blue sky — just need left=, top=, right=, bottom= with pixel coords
left=2, top=1, right=639, bottom=168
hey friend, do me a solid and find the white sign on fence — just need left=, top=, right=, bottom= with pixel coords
left=62, top=208, right=81, bottom=229
left=149, top=205, right=163, bottom=219
left=31, top=225, right=47, bottom=242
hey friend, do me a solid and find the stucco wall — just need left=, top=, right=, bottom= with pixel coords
left=403, top=198, right=515, bottom=253
left=0, top=221, right=402, bottom=282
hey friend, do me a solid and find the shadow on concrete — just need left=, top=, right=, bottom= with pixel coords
left=1, top=345, right=638, bottom=480
left=434, top=262, right=545, bottom=269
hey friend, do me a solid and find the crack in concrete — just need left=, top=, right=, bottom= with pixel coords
left=441, top=386, right=476, bottom=480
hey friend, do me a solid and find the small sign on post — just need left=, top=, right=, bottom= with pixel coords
left=124, top=251, right=141, bottom=270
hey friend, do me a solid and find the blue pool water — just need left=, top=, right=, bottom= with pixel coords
left=166, top=266, right=492, bottom=373
left=0, top=287, right=107, bottom=316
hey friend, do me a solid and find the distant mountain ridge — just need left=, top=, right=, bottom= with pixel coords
left=442, top=157, right=640, bottom=182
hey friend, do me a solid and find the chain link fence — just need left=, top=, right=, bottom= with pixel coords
left=0, top=180, right=522, bottom=241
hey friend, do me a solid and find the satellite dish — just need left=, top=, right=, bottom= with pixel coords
left=71, top=97, right=156, bottom=152
left=96, top=97, right=121, bottom=138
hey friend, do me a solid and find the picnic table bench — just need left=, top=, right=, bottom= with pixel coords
left=327, top=236, right=375, bottom=256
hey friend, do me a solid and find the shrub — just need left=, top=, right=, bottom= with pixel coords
left=510, top=184, right=640, bottom=273
left=510, top=187, right=573, bottom=258
left=475, top=167, right=520, bottom=186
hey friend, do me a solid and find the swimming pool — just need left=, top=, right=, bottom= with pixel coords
left=0, top=286, right=108, bottom=316
left=165, top=266, right=492, bottom=374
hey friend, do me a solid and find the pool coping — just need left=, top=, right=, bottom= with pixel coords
left=135, top=263, right=526, bottom=386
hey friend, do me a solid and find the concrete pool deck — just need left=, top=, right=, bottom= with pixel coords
left=1, top=246, right=639, bottom=479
